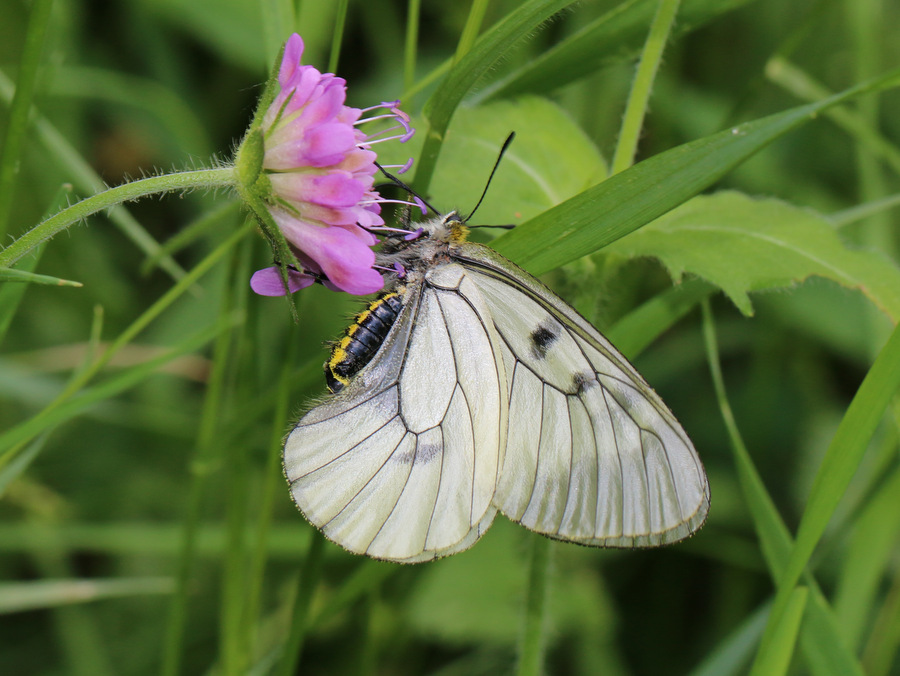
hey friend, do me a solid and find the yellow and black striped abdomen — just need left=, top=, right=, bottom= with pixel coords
left=325, top=292, right=404, bottom=393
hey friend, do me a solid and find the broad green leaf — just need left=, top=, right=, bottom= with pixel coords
left=608, top=191, right=900, bottom=319
left=485, top=0, right=754, bottom=100
left=379, top=97, right=606, bottom=225
left=490, top=66, right=900, bottom=274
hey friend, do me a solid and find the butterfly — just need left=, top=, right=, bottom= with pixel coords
left=283, top=212, right=710, bottom=563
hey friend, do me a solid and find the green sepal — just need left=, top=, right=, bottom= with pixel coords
left=235, top=128, right=265, bottom=193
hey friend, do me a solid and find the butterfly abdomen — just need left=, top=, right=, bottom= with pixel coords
left=325, top=292, right=404, bottom=393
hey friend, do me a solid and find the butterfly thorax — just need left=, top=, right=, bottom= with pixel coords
left=325, top=214, right=470, bottom=393
left=374, top=212, right=469, bottom=277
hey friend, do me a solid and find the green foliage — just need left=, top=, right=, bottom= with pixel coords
left=1, top=0, right=900, bottom=675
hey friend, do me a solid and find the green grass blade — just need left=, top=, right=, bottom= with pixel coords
left=0, top=0, right=54, bottom=239
left=413, top=0, right=579, bottom=194
left=765, top=57, right=900, bottom=179
left=0, top=433, right=48, bottom=499
left=0, top=267, right=83, bottom=287
left=751, top=320, right=900, bottom=675
left=516, top=535, right=552, bottom=676
left=491, top=66, right=900, bottom=275
left=687, top=602, right=769, bottom=676
left=0, top=319, right=231, bottom=454
left=0, top=69, right=189, bottom=283
left=484, top=0, right=753, bottom=101
left=162, top=265, right=243, bottom=676
left=0, top=578, right=173, bottom=614
left=751, top=587, right=808, bottom=676
left=833, top=464, right=900, bottom=650
left=702, top=301, right=865, bottom=676
left=607, top=278, right=715, bottom=358
left=611, top=0, right=682, bottom=175
left=278, top=534, right=325, bottom=676
left=0, top=186, right=72, bottom=347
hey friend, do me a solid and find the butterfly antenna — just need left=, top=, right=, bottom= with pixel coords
left=374, top=161, right=441, bottom=217
left=463, top=132, right=515, bottom=223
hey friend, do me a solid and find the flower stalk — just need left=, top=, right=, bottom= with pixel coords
left=0, top=168, right=236, bottom=269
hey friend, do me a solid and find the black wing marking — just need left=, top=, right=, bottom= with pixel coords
left=453, top=244, right=709, bottom=547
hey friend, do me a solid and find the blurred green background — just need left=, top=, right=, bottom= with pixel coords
left=1, top=0, right=899, bottom=674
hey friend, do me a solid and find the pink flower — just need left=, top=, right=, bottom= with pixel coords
left=249, top=34, right=415, bottom=297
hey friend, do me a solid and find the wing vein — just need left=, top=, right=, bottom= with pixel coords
left=290, top=413, right=401, bottom=483
left=323, top=429, right=411, bottom=529
left=365, top=433, right=424, bottom=553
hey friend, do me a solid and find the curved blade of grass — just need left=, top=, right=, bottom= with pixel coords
left=0, top=433, right=48, bottom=499
left=608, top=278, right=715, bottom=358
left=0, top=186, right=72, bottom=346
left=484, top=0, right=753, bottom=101
left=491, top=65, right=900, bottom=275
left=0, top=220, right=253, bottom=469
left=750, top=320, right=900, bottom=675
left=0, top=267, right=83, bottom=287
left=0, top=69, right=188, bottom=283
left=687, top=602, right=769, bottom=676
left=751, top=588, right=809, bottom=676
left=0, top=577, right=173, bottom=614
left=413, top=0, right=579, bottom=194
left=0, top=0, right=54, bottom=239
left=766, top=57, right=900, bottom=179
left=277, top=534, right=325, bottom=676
left=703, top=301, right=865, bottom=676
left=47, top=66, right=211, bottom=156
left=610, top=0, right=683, bottom=175
left=0, top=318, right=232, bottom=454
left=833, top=464, right=900, bottom=650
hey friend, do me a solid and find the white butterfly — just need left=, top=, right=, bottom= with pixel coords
left=283, top=213, right=709, bottom=563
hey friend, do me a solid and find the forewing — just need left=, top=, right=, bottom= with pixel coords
left=454, top=244, right=709, bottom=547
left=284, top=265, right=506, bottom=563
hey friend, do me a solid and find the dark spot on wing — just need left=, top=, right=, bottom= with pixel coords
left=530, top=322, right=559, bottom=359
left=571, top=371, right=598, bottom=395
left=393, top=440, right=441, bottom=465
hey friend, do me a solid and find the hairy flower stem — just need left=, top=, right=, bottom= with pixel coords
left=0, top=168, right=236, bottom=268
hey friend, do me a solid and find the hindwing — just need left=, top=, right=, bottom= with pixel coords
left=284, top=263, right=507, bottom=563
left=453, top=243, right=710, bottom=547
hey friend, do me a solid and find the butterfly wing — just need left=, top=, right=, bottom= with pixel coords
left=453, top=243, right=710, bottom=547
left=283, top=263, right=507, bottom=563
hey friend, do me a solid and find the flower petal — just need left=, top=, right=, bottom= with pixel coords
left=278, top=34, right=305, bottom=86
left=250, top=266, right=316, bottom=296
left=272, top=215, right=382, bottom=295
left=269, top=171, right=366, bottom=208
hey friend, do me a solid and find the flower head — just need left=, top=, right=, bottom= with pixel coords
left=242, top=34, right=416, bottom=298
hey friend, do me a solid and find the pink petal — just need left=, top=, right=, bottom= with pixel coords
left=271, top=215, right=383, bottom=295
left=269, top=171, right=366, bottom=208
left=278, top=34, right=305, bottom=87
left=250, top=266, right=316, bottom=296
left=302, top=123, right=357, bottom=166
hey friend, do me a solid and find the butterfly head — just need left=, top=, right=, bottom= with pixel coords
left=420, top=211, right=469, bottom=244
